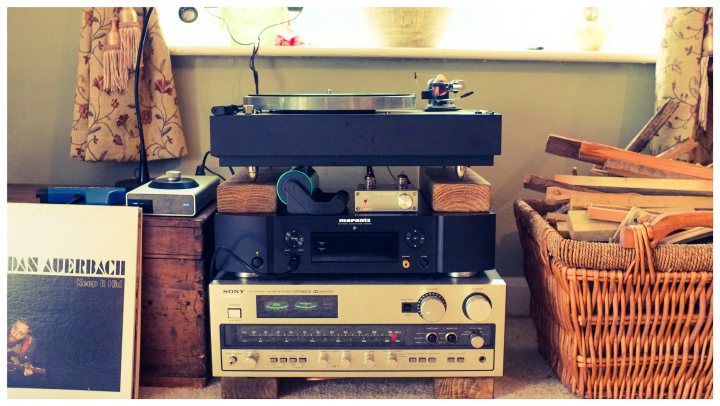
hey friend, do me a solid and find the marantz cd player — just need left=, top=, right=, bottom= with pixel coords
left=214, top=202, right=495, bottom=277
left=209, top=270, right=505, bottom=377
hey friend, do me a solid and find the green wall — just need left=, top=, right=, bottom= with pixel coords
left=7, top=8, right=656, bottom=277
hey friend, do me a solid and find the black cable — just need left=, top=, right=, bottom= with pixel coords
left=134, top=7, right=154, bottom=185
left=196, top=150, right=229, bottom=181
left=386, top=166, right=397, bottom=182
left=205, top=7, right=303, bottom=94
left=210, top=246, right=297, bottom=279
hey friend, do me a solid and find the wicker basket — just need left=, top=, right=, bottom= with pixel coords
left=514, top=199, right=713, bottom=399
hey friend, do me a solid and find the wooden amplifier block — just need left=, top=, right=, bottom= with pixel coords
left=216, top=170, right=283, bottom=214
left=420, top=167, right=491, bottom=212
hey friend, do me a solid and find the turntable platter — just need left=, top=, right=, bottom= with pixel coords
left=243, top=93, right=416, bottom=112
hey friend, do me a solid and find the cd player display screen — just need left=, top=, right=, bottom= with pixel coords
left=311, top=232, right=398, bottom=262
left=256, top=295, right=338, bottom=318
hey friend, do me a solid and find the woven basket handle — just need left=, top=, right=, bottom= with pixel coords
left=619, top=211, right=713, bottom=248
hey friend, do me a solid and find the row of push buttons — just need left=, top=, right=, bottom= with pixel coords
left=270, top=357, right=307, bottom=364
left=408, top=357, right=436, bottom=363
left=447, top=357, right=465, bottom=363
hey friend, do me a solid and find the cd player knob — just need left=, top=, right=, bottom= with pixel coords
left=405, top=229, right=426, bottom=248
left=470, top=334, right=486, bottom=349
left=418, top=293, right=446, bottom=322
left=363, top=353, right=375, bottom=369
left=463, top=293, right=493, bottom=322
left=387, top=353, right=398, bottom=369
left=397, top=193, right=413, bottom=210
left=243, top=352, right=259, bottom=369
left=284, top=229, right=305, bottom=248
left=317, top=352, right=329, bottom=368
left=339, top=352, right=352, bottom=368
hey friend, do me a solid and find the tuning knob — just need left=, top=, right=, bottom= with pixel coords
left=363, top=353, right=375, bottom=369
left=243, top=352, right=259, bottom=369
left=387, top=353, right=398, bottom=369
left=317, top=352, right=329, bottom=368
left=339, top=351, right=351, bottom=368
left=418, top=293, right=446, bottom=322
left=470, top=334, right=486, bottom=349
left=463, top=293, right=492, bottom=322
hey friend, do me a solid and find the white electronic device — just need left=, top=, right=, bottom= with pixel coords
left=126, top=171, right=219, bottom=216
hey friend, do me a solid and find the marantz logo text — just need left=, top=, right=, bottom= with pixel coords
left=223, top=289, right=244, bottom=294
left=338, top=218, right=372, bottom=224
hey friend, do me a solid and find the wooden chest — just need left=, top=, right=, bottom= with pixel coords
left=139, top=203, right=216, bottom=387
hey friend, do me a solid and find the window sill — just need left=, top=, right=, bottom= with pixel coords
left=168, top=46, right=657, bottom=64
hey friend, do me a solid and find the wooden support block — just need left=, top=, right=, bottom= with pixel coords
left=546, top=134, right=713, bottom=180
left=554, top=175, right=713, bottom=196
left=221, top=377, right=278, bottom=399
left=434, top=377, right=494, bottom=399
left=567, top=210, right=619, bottom=242
left=217, top=170, right=283, bottom=214
left=624, top=98, right=681, bottom=152
left=421, top=167, right=491, bottom=212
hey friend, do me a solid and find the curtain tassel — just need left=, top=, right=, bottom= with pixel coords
left=119, top=7, right=142, bottom=72
left=103, top=17, right=126, bottom=93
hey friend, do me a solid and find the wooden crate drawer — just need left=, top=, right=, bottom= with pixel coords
left=140, top=257, right=209, bottom=387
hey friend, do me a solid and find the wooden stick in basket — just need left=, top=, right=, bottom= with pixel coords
left=618, top=211, right=713, bottom=248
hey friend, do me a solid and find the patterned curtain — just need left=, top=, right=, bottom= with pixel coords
left=650, top=7, right=713, bottom=163
left=70, top=8, right=187, bottom=162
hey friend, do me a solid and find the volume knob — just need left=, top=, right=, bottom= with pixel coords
left=419, top=293, right=446, bottom=322
left=463, top=293, right=492, bottom=322
left=397, top=193, right=413, bottom=210
left=470, top=334, right=486, bottom=349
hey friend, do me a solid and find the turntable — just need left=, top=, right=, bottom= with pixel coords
left=210, top=93, right=501, bottom=167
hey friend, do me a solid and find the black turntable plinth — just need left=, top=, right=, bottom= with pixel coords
left=210, top=94, right=502, bottom=167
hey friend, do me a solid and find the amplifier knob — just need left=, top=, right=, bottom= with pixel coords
left=243, top=352, right=259, bottom=369
left=363, top=353, right=375, bottom=369
left=418, top=293, right=446, bottom=322
left=339, top=352, right=352, bottom=368
left=397, top=193, right=414, bottom=210
left=387, top=353, right=398, bottom=369
left=470, top=334, right=486, bottom=349
left=317, top=352, right=329, bottom=368
left=463, top=293, right=492, bottom=322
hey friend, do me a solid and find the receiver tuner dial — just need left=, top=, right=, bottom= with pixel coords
left=463, top=293, right=492, bottom=322
left=418, top=292, right=446, bottom=322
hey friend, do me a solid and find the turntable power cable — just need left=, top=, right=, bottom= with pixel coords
left=210, top=246, right=297, bottom=279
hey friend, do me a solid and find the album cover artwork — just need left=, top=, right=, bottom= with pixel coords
left=7, top=203, right=142, bottom=399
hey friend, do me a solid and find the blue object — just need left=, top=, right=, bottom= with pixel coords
left=36, top=187, right=127, bottom=206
